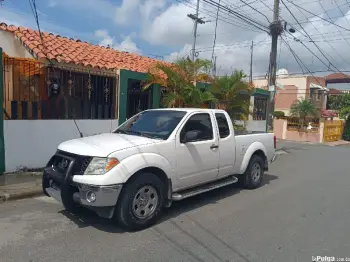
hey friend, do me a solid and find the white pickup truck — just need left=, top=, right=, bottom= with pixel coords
left=43, top=108, right=276, bottom=230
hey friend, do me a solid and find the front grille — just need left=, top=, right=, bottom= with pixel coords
left=49, top=154, right=71, bottom=174
left=52, top=150, right=92, bottom=176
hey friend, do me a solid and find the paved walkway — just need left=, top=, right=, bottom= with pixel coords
left=0, top=172, right=42, bottom=203
left=324, top=140, right=350, bottom=146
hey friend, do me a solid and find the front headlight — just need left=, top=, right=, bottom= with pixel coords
left=83, top=157, right=119, bottom=175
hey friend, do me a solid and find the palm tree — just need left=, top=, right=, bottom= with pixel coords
left=211, top=70, right=252, bottom=121
left=290, top=98, right=317, bottom=129
left=143, top=57, right=217, bottom=108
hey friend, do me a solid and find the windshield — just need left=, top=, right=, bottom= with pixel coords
left=114, top=110, right=187, bottom=140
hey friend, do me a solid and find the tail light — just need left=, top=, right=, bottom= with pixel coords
left=274, top=135, right=276, bottom=149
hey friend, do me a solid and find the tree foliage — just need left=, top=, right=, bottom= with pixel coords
left=210, top=70, right=252, bottom=120
left=337, top=94, right=350, bottom=119
left=143, top=57, right=252, bottom=121
left=143, top=57, right=217, bottom=107
left=290, top=98, right=317, bottom=128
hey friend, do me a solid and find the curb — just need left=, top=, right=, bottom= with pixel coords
left=0, top=186, right=43, bottom=203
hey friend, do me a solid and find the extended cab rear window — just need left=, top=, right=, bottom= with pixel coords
left=215, top=113, right=230, bottom=138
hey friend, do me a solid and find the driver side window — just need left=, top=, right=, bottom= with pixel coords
left=180, top=113, right=213, bottom=142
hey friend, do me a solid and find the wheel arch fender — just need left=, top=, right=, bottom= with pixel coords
left=117, top=153, right=174, bottom=204
left=118, top=153, right=174, bottom=183
left=239, top=142, right=267, bottom=174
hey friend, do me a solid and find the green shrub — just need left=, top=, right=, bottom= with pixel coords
left=273, top=111, right=285, bottom=119
left=343, top=118, right=350, bottom=141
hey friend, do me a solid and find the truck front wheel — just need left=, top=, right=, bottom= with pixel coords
left=114, top=172, right=165, bottom=231
left=242, top=155, right=264, bottom=189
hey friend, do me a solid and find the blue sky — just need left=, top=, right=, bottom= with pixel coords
left=2, top=0, right=350, bottom=82
left=0, top=0, right=177, bottom=59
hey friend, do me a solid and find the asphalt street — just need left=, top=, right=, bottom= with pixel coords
left=1, top=141, right=350, bottom=262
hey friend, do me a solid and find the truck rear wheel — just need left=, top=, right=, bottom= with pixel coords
left=114, top=172, right=165, bottom=231
left=242, top=155, right=264, bottom=189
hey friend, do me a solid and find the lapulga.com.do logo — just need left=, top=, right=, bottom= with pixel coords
left=312, top=256, right=335, bottom=262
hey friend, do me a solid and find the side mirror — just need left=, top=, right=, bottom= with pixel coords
left=182, top=130, right=200, bottom=143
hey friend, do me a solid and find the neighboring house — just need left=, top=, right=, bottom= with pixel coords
left=253, top=68, right=328, bottom=117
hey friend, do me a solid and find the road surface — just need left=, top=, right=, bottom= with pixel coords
left=0, top=141, right=350, bottom=262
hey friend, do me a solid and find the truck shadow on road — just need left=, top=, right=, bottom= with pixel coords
left=59, top=173, right=278, bottom=233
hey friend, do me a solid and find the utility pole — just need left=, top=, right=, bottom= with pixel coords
left=249, top=41, right=253, bottom=84
left=266, top=0, right=283, bottom=132
left=188, top=0, right=205, bottom=61
left=212, top=56, right=217, bottom=76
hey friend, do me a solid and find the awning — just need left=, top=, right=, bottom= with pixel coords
left=310, top=83, right=329, bottom=91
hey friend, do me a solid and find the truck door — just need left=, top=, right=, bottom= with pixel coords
left=175, top=112, right=219, bottom=189
left=214, top=112, right=236, bottom=177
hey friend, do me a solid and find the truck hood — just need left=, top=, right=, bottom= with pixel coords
left=57, top=133, right=159, bottom=157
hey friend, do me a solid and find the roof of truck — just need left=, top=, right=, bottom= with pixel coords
left=149, top=108, right=226, bottom=113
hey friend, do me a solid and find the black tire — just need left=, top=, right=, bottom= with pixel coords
left=241, top=155, right=264, bottom=189
left=114, top=172, right=166, bottom=231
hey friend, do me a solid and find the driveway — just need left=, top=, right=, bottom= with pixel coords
left=0, top=141, right=349, bottom=262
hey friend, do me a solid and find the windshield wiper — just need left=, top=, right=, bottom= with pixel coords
left=115, top=129, right=150, bottom=138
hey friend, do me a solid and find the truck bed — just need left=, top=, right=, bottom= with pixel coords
left=235, top=132, right=275, bottom=163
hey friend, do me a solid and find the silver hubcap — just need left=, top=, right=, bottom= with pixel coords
left=251, top=163, right=261, bottom=183
left=132, top=186, right=158, bottom=219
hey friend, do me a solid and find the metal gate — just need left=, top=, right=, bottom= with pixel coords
left=323, top=120, right=344, bottom=142
left=126, top=79, right=152, bottom=119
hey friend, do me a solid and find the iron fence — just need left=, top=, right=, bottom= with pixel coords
left=253, top=97, right=267, bottom=120
left=3, top=56, right=118, bottom=120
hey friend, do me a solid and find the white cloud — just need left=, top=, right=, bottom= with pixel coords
left=115, top=0, right=141, bottom=25
left=95, top=29, right=141, bottom=54
left=48, top=0, right=57, bottom=8
left=165, top=44, right=192, bottom=62
left=95, top=29, right=114, bottom=46
left=115, top=35, right=141, bottom=53
left=142, top=0, right=350, bottom=76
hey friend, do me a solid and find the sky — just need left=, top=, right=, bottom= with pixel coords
left=2, top=0, right=350, bottom=89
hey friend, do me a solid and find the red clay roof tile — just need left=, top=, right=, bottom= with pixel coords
left=0, top=22, right=169, bottom=73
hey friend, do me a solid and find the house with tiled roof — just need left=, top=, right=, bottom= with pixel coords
left=0, top=22, right=168, bottom=123
left=0, top=22, right=170, bottom=172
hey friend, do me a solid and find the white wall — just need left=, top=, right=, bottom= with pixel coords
left=0, top=31, right=34, bottom=58
left=4, top=120, right=119, bottom=172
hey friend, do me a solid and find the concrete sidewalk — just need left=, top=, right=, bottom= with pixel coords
left=0, top=172, right=43, bottom=203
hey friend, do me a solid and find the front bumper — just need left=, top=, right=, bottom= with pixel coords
left=43, top=166, right=123, bottom=219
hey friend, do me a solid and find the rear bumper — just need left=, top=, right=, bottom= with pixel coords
left=43, top=167, right=123, bottom=219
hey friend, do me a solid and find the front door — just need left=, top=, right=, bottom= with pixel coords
left=126, top=80, right=152, bottom=119
left=175, top=112, right=219, bottom=189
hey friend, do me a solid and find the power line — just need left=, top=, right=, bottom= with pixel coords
left=287, top=1, right=350, bottom=70
left=286, top=0, right=350, bottom=32
left=178, top=0, right=263, bottom=33
left=281, top=0, right=342, bottom=73
left=234, top=0, right=270, bottom=23
left=28, top=0, right=82, bottom=137
left=288, top=2, right=350, bottom=25
left=201, top=0, right=270, bottom=33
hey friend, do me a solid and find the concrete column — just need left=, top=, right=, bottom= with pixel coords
left=282, top=119, right=287, bottom=139
left=319, top=121, right=325, bottom=143
left=248, top=96, right=254, bottom=121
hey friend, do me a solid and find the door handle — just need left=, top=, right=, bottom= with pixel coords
left=210, top=144, right=219, bottom=149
